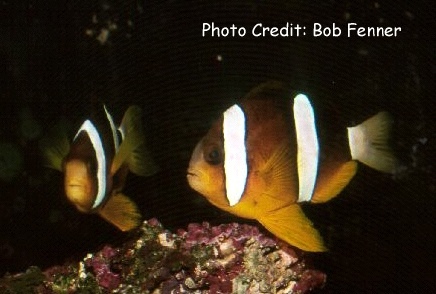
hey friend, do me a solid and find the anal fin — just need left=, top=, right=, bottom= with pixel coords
left=258, top=204, right=326, bottom=252
left=311, top=160, right=358, bottom=204
left=98, top=193, right=141, bottom=231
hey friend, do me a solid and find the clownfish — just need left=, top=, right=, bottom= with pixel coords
left=187, top=82, right=397, bottom=252
left=40, top=104, right=158, bottom=231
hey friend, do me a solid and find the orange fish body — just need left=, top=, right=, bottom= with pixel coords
left=187, top=82, right=396, bottom=251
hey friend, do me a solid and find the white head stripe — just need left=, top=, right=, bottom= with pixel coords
left=293, top=94, right=319, bottom=202
left=104, top=105, right=119, bottom=152
left=223, top=104, right=248, bottom=206
left=75, top=120, right=107, bottom=208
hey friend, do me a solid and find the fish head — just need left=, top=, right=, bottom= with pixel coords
left=64, top=158, right=97, bottom=212
left=63, top=112, right=116, bottom=213
left=187, top=120, right=230, bottom=208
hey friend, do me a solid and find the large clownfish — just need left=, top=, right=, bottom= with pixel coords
left=40, top=103, right=158, bottom=231
left=187, top=82, right=397, bottom=252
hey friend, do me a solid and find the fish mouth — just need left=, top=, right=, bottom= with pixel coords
left=186, top=168, right=203, bottom=191
left=186, top=168, right=198, bottom=179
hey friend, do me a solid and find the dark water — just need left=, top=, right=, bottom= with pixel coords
left=0, top=1, right=434, bottom=293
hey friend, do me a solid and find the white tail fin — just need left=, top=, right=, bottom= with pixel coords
left=347, top=112, right=397, bottom=173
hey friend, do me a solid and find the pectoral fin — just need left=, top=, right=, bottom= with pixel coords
left=111, top=106, right=158, bottom=177
left=125, top=143, right=159, bottom=177
left=39, top=120, right=70, bottom=171
left=258, top=143, right=298, bottom=202
left=258, top=204, right=326, bottom=252
left=98, top=193, right=141, bottom=231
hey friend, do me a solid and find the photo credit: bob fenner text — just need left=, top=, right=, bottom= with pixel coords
left=202, top=22, right=402, bottom=37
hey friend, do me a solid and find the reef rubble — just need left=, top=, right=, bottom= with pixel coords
left=0, top=219, right=326, bottom=293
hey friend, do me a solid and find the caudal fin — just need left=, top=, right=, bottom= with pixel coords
left=347, top=111, right=397, bottom=173
left=98, top=193, right=141, bottom=231
left=111, top=106, right=159, bottom=176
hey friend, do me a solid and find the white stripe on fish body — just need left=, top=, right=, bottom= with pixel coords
left=75, top=120, right=107, bottom=209
left=223, top=104, right=248, bottom=206
left=293, top=94, right=319, bottom=203
left=104, top=105, right=120, bottom=152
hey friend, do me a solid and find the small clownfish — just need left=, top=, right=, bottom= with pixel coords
left=187, top=82, right=397, bottom=252
left=40, top=103, right=158, bottom=231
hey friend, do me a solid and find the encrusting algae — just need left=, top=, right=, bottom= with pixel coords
left=0, top=219, right=325, bottom=293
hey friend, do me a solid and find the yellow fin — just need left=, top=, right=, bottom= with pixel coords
left=98, top=193, right=141, bottom=231
left=111, top=106, right=159, bottom=176
left=126, top=143, right=159, bottom=177
left=258, top=204, right=327, bottom=252
left=347, top=111, right=397, bottom=173
left=311, top=161, right=358, bottom=204
left=258, top=143, right=298, bottom=202
left=39, top=120, right=70, bottom=171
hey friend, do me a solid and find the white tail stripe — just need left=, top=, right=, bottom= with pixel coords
left=293, top=94, right=319, bottom=202
left=347, top=125, right=364, bottom=161
left=223, top=104, right=248, bottom=206
left=75, top=120, right=107, bottom=208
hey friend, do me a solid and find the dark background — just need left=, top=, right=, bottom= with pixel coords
left=0, top=1, right=434, bottom=293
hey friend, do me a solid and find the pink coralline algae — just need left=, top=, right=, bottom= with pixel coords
left=0, top=219, right=326, bottom=293
left=83, top=245, right=121, bottom=290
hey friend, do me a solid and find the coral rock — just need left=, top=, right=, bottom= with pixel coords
left=1, top=219, right=326, bottom=293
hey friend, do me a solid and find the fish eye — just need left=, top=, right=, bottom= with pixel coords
left=205, top=147, right=222, bottom=165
